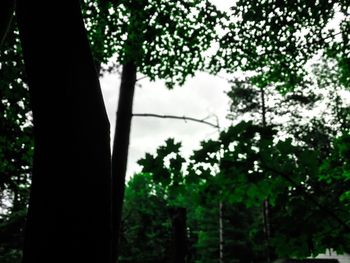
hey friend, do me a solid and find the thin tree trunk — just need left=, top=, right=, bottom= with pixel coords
left=16, top=1, right=112, bottom=262
left=260, top=87, right=267, bottom=128
left=111, top=61, right=137, bottom=262
left=169, top=207, right=188, bottom=263
left=11, top=174, right=21, bottom=213
left=260, top=86, right=271, bottom=263
left=263, top=199, right=271, bottom=262
left=219, top=202, right=224, bottom=263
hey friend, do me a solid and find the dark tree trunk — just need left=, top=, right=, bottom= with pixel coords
left=111, top=61, right=137, bottom=262
left=260, top=87, right=272, bottom=263
left=16, top=1, right=112, bottom=262
left=11, top=175, right=21, bottom=213
left=219, top=202, right=224, bottom=263
left=169, top=207, right=188, bottom=263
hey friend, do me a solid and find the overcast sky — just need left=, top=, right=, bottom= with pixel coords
left=100, top=71, right=232, bottom=179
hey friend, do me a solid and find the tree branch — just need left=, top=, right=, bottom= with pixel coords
left=136, top=76, right=148, bottom=82
left=132, top=113, right=220, bottom=129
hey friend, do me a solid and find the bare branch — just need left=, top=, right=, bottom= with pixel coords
left=132, top=113, right=220, bottom=129
left=136, top=76, right=148, bottom=82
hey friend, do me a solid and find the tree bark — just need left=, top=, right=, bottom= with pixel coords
left=169, top=207, right=188, bottom=263
left=111, top=61, right=137, bottom=262
left=16, top=1, right=112, bottom=262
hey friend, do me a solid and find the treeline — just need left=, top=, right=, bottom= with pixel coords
left=120, top=62, right=350, bottom=262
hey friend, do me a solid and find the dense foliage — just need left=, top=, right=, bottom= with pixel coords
left=214, top=0, right=349, bottom=91
left=82, top=0, right=223, bottom=87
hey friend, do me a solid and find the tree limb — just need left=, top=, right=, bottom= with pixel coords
left=132, top=113, right=220, bottom=129
left=136, top=76, right=148, bottom=82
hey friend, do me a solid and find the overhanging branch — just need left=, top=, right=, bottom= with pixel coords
left=132, top=113, right=220, bottom=129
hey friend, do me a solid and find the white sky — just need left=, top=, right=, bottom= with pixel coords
left=100, top=72, right=232, bottom=179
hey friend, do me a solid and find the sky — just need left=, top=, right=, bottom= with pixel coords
left=100, top=71, right=232, bottom=179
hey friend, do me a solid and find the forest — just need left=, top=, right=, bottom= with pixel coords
left=0, top=0, right=349, bottom=262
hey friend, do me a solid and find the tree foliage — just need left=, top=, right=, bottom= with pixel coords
left=214, top=0, right=349, bottom=91
left=83, top=0, right=224, bottom=87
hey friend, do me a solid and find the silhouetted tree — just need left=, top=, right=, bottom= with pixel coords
left=15, top=1, right=112, bottom=262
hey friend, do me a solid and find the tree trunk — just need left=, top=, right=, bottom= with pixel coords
left=219, top=202, right=224, bottom=263
left=260, top=86, right=271, bottom=263
left=16, top=1, right=112, bottom=262
left=11, top=174, right=21, bottom=213
left=111, top=61, right=137, bottom=262
left=169, top=207, right=188, bottom=263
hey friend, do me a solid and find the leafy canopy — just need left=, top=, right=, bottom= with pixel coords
left=83, top=0, right=224, bottom=87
